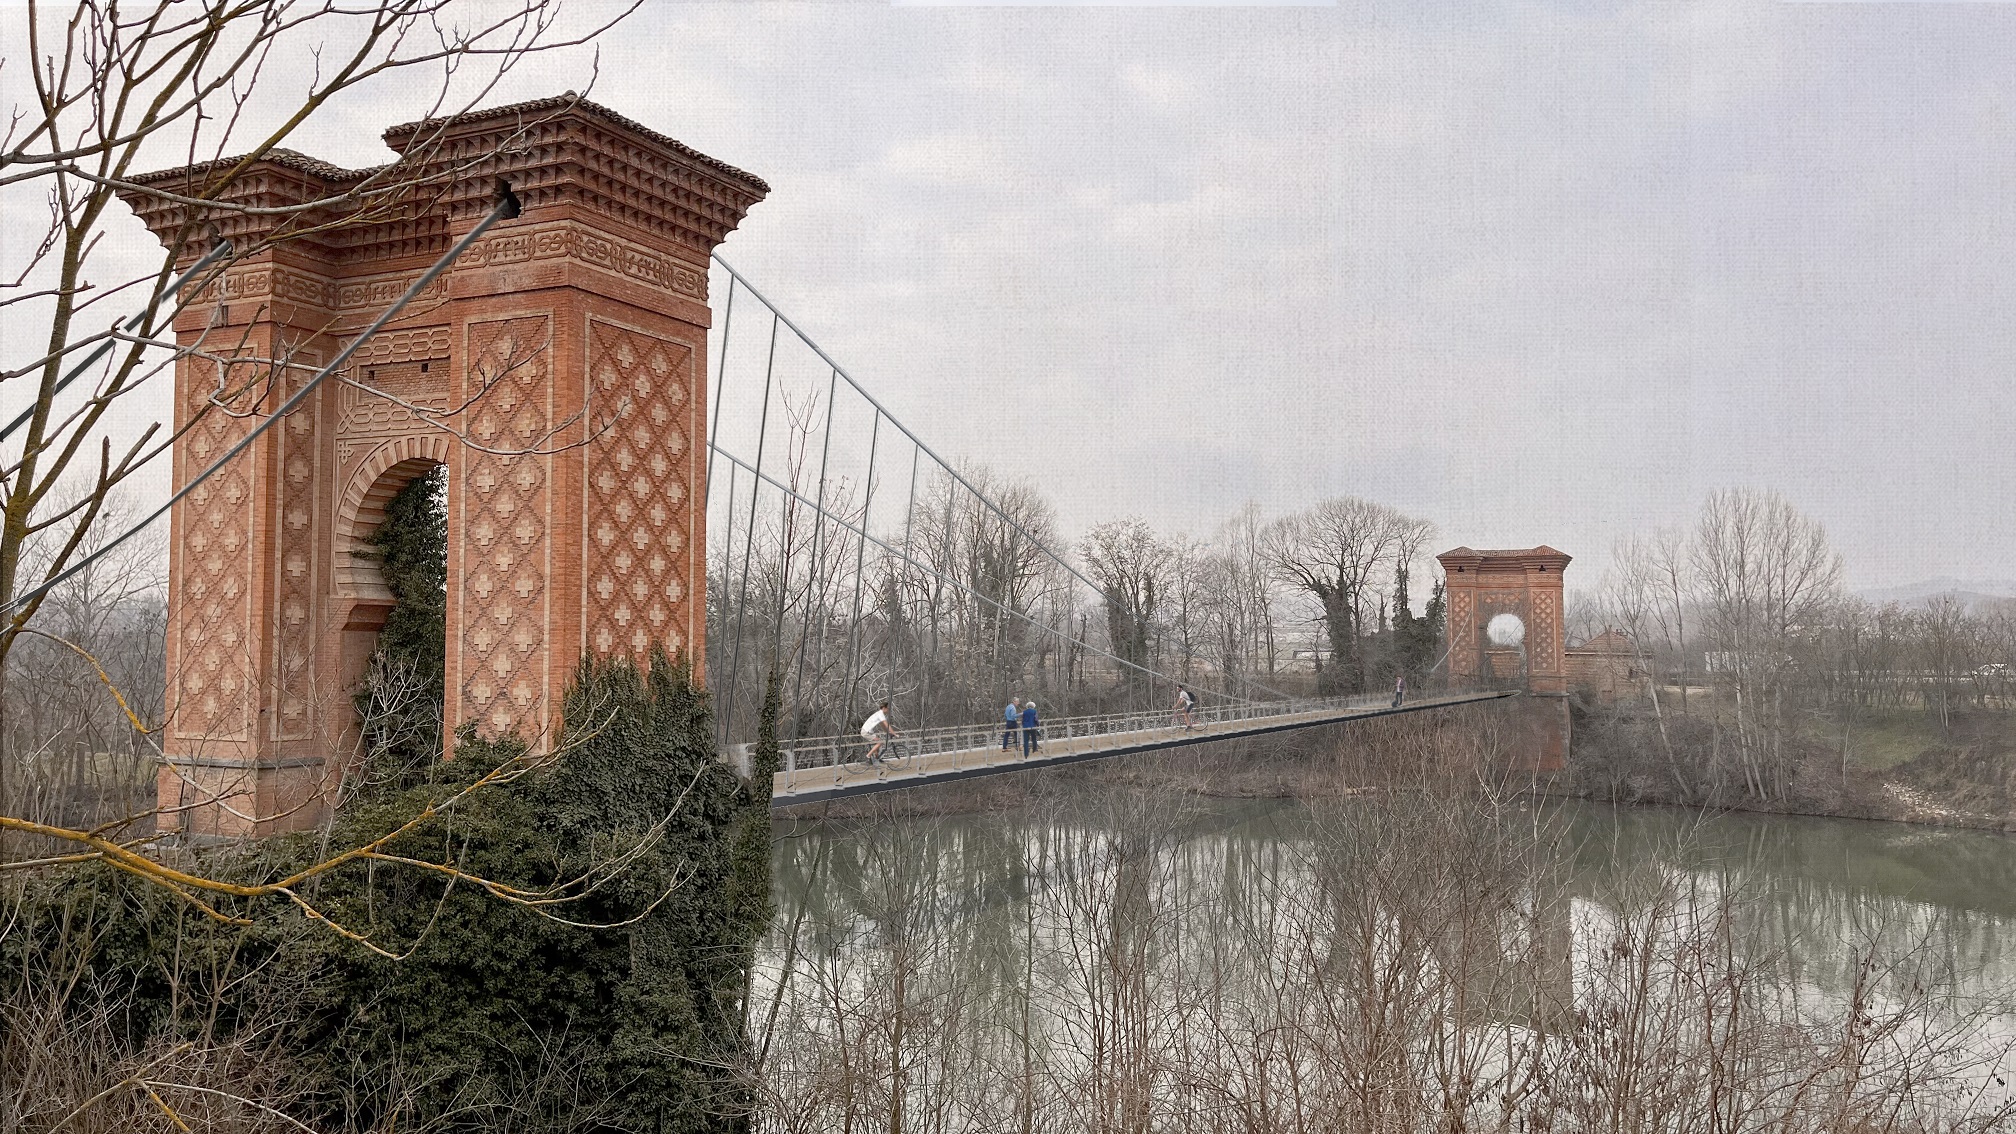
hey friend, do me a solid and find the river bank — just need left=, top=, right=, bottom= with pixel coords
left=1562, top=701, right=2016, bottom=834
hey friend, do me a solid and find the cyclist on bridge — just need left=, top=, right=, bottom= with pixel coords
left=1174, top=686, right=1197, bottom=731
left=860, top=701, right=900, bottom=766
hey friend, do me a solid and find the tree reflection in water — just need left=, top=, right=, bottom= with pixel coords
left=753, top=792, right=2016, bottom=1133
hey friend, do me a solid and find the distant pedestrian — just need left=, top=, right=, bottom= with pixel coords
left=1021, top=699, right=1040, bottom=757
left=1173, top=686, right=1196, bottom=731
left=1392, top=672, right=1407, bottom=709
left=860, top=701, right=899, bottom=765
left=1002, top=697, right=1021, bottom=750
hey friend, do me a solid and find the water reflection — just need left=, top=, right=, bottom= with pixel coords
left=760, top=795, right=2016, bottom=1130
left=778, top=798, right=2016, bottom=1000
left=1556, top=803, right=2016, bottom=1012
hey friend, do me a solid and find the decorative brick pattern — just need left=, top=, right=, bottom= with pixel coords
left=334, top=273, right=448, bottom=311
left=193, top=264, right=335, bottom=309
left=1436, top=545, right=1574, bottom=770
left=458, top=317, right=552, bottom=737
left=1446, top=585, right=1477, bottom=679
left=467, top=225, right=707, bottom=300
left=273, top=355, right=321, bottom=741
left=174, top=369, right=259, bottom=743
left=1437, top=546, right=1572, bottom=689
left=1528, top=586, right=1561, bottom=679
left=342, top=325, right=452, bottom=366
left=336, top=368, right=451, bottom=462
left=582, top=321, right=694, bottom=661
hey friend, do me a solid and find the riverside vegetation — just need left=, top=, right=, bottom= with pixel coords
left=3, top=654, right=774, bottom=1132
left=1572, top=490, right=2016, bottom=831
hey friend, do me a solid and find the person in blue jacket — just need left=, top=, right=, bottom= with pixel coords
left=1002, top=697, right=1021, bottom=750
left=1021, top=698, right=1040, bottom=757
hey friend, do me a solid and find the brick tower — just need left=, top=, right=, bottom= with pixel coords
left=121, top=97, right=766, bottom=835
left=1436, top=545, right=1572, bottom=771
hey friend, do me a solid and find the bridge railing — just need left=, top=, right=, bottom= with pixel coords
left=764, top=690, right=1429, bottom=776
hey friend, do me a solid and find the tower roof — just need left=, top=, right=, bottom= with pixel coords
left=1436, top=545, right=1572, bottom=572
left=120, top=93, right=768, bottom=262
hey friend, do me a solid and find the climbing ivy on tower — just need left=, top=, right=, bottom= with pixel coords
left=355, top=465, right=448, bottom=786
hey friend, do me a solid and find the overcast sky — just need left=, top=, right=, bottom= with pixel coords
left=41, top=0, right=2016, bottom=592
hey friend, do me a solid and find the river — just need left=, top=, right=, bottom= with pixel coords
left=760, top=794, right=2016, bottom=1130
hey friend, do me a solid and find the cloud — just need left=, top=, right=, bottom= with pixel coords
left=25, top=1, right=2016, bottom=593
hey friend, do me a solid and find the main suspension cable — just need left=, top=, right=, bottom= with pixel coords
left=709, top=256, right=1304, bottom=703
left=708, top=441, right=1263, bottom=708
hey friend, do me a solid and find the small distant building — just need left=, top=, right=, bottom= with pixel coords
left=1567, top=628, right=1640, bottom=703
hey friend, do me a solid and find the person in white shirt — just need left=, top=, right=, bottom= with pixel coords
left=860, top=701, right=899, bottom=765
left=1173, top=686, right=1196, bottom=731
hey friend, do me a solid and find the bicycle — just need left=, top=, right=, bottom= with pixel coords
left=855, top=733, right=918, bottom=775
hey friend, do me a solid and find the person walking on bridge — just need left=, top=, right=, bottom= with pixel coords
left=1002, top=697, right=1021, bottom=751
left=1392, top=672, right=1407, bottom=709
left=860, top=701, right=900, bottom=766
left=1021, top=699, right=1040, bottom=758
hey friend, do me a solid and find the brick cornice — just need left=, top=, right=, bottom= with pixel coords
left=120, top=94, right=765, bottom=268
left=1437, top=546, right=1573, bottom=575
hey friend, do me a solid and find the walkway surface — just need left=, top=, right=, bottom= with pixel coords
left=767, top=689, right=1518, bottom=807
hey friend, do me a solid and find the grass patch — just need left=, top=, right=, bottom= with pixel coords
left=1843, top=712, right=1947, bottom=771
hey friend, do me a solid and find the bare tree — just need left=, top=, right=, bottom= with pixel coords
left=1160, top=534, right=1208, bottom=683
left=1080, top=518, right=1172, bottom=696
left=1915, top=593, right=1976, bottom=728
left=1690, top=489, right=1844, bottom=800
left=1, top=491, right=166, bottom=835
left=1260, top=496, right=1435, bottom=694
left=1605, top=525, right=1735, bottom=782
left=1197, top=503, right=1281, bottom=696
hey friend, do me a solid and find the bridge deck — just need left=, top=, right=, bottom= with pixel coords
left=769, top=690, right=1517, bottom=807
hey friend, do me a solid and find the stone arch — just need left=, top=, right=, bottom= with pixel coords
left=336, top=433, right=454, bottom=600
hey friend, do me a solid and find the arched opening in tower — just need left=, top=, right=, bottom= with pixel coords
left=343, top=462, right=448, bottom=782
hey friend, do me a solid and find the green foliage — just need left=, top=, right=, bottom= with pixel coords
left=355, top=467, right=448, bottom=786
left=1424, top=578, right=1447, bottom=655
left=7, top=653, right=775, bottom=1133
left=721, top=671, right=780, bottom=968
left=1388, top=566, right=1445, bottom=684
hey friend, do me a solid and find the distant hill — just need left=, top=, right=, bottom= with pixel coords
left=1856, top=578, right=2016, bottom=612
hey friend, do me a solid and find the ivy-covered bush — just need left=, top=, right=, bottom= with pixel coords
left=4, top=654, right=775, bottom=1133
left=285, top=652, right=768, bottom=1130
